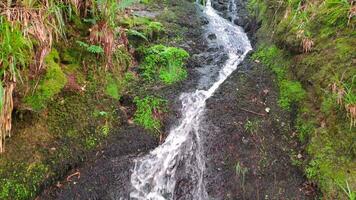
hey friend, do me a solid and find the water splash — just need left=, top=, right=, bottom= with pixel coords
left=130, top=0, right=251, bottom=199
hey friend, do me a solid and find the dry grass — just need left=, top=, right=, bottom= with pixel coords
left=0, top=80, right=15, bottom=153
left=302, top=37, right=314, bottom=53
left=89, top=22, right=115, bottom=69
left=1, top=6, right=53, bottom=75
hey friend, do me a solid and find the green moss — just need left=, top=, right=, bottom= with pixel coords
left=84, top=136, right=98, bottom=150
left=278, top=80, right=306, bottom=110
left=296, top=117, right=315, bottom=143
left=25, top=49, right=67, bottom=111
left=105, top=75, right=122, bottom=100
left=140, top=44, right=189, bottom=84
left=133, top=96, right=167, bottom=134
left=0, top=163, right=48, bottom=200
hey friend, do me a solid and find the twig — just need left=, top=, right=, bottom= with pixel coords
left=238, top=107, right=265, bottom=116
left=66, top=171, right=80, bottom=182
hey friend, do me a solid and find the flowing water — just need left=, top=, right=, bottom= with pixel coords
left=130, top=1, right=252, bottom=199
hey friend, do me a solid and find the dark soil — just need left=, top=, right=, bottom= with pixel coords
left=203, top=57, right=314, bottom=200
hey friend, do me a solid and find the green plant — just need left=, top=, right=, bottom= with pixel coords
left=320, top=0, right=353, bottom=28
left=126, top=29, right=148, bottom=41
left=141, top=45, right=189, bottom=84
left=252, top=45, right=287, bottom=81
left=91, top=0, right=139, bottom=28
left=0, top=17, right=32, bottom=79
left=296, top=117, right=315, bottom=143
left=25, top=49, right=67, bottom=111
left=105, top=75, right=122, bottom=100
left=244, top=119, right=260, bottom=134
left=278, top=80, right=306, bottom=110
left=235, top=162, right=249, bottom=194
left=76, top=41, right=104, bottom=54
left=343, top=77, right=356, bottom=128
left=85, top=136, right=98, bottom=149
left=133, top=96, right=167, bottom=133
left=337, top=180, right=356, bottom=200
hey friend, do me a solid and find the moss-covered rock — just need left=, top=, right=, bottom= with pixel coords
left=25, top=49, right=67, bottom=111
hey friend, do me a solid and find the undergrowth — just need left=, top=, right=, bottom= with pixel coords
left=133, top=96, right=167, bottom=134
left=140, top=44, right=189, bottom=84
left=248, top=0, right=356, bottom=198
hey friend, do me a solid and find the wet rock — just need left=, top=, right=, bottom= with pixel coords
left=234, top=17, right=248, bottom=27
left=201, top=17, right=209, bottom=25
left=208, top=33, right=217, bottom=40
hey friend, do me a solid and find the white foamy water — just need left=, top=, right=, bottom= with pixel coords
left=130, top=0, right=252, bottom=199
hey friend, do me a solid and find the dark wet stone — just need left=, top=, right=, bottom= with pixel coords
left=208, top=33, right=217, bottom=40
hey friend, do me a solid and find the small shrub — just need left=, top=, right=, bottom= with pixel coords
left=140, top=45, right=189, bottom=84
left=76, top=41, right=104, bottom=54
left=279, top=80, right=306, bottom=110
left=133, top=96, right=167, bottom=133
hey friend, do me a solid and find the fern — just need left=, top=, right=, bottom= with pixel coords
left=126, top=29, right=148, bottom=41
left=76, top=40, right=104, bottom=54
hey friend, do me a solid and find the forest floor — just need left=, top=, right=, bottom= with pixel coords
left=37, top=0, right=318, bottom=199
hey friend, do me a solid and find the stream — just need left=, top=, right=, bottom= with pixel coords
left=129, top=1, right=252, bottom=199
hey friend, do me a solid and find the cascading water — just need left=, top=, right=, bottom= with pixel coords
left=130, top=0, right=252, bottom=199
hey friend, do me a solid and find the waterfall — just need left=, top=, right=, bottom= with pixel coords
left=130, top=0, right=252, bottom=199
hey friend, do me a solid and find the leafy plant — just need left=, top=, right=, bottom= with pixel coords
left=278, top=80, right=306, bottom=110
left=141, top=45, right=189, bottom=84
left=76, top=41, right=104, bottom=54
left=235, top=162, right=249, bottom=194
left=133, top=96, right=167, bottom=133
left=105, top=75, right=122, bottom=100
left=337, top=180, right=356, bottom=200
left=244, top=119, right=260, bottom=134
left=126, top=29, right=148, bottom=41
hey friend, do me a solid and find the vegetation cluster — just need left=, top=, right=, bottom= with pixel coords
left=248, top=0, right=355, bottom=198
left=0, top=0, right=189, bottom=199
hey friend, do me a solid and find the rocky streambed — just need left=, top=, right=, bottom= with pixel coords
left=39, top=0, right=314, bottom=199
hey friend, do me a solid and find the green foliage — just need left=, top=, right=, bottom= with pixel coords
left=133, top=96, right=167, bottom=133
left=235, top=162, right=249, bottom=193
left=84, top=136, right=98, bottom=149
left=0, top=17, right=32, bottom=79
left=251, top=45, right=287, bottom=81
left=337, top=181, right=356, bottom=200
left=249, top=0, right=356, bottom=198
left=121, top=17, right=164, bottom=40
left=278, top=80, right=306, bottom=109
left=318, top=0, right=353, bottom=28
left=141, top=45, right=189, bottom=84
left=105, top=75, right=121, bottom=100
left=0, top=163, right=48, bottom=200
left=244, top=119, right=260, bottom=134
left=252, top=45, right=305, bottom=110
left=343, top=77, right=356, bottom=107
left=91, top=0, right=139, bottom=28
left=26, top=49, right=67, bottom=111
left=127, top=29, right=148, bottom=41
left=296, top=117, right=315, bottom=143
left=76, top=41, right=104, bottom=54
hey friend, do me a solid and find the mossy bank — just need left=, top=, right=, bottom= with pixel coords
left=247, top=0, right=355, bottom=198
left=0, top=0, right=195, bottom=199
